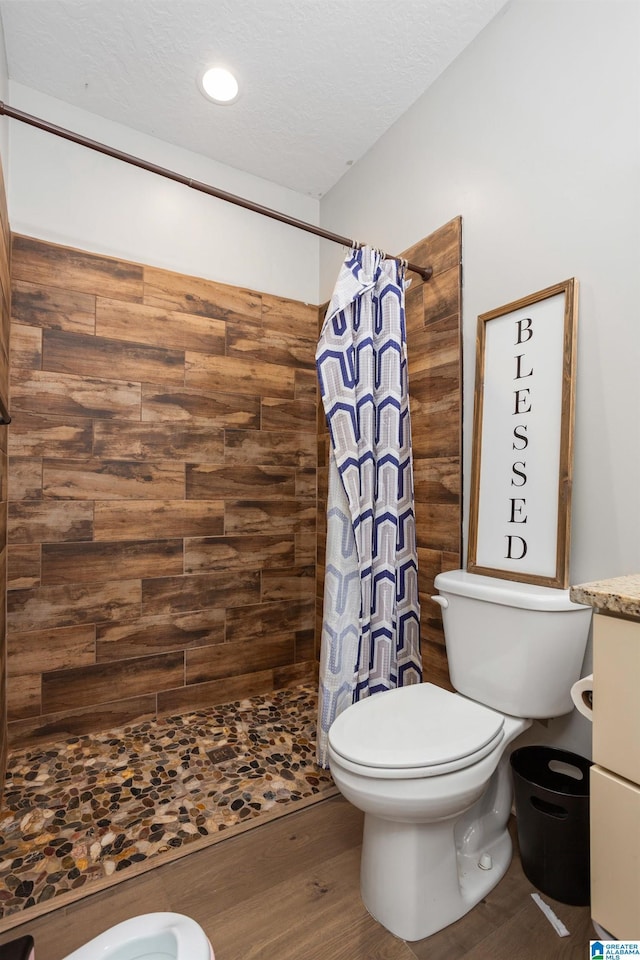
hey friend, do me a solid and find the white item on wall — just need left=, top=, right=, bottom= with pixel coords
left=473, top=291, right=566, bottom=581
left=570, top=674, right=594, bottom=722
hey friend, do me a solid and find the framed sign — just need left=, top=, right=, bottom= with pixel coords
left=467, top=279, right=578, bottom=588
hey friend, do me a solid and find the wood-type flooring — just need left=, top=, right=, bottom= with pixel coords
left=0, top=795, right=594, bottom=960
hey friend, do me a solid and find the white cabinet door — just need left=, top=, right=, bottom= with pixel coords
left=593, top=615, right=640, bottom=785
left=590, top=765, right=640, bottom=939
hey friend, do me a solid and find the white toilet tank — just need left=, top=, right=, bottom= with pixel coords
left=433, top=569, right=592, bottom=718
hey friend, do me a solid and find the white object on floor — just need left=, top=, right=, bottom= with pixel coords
left=62, top=912, right=214, bottom=960
left=530, top=893, right=570, bottom=937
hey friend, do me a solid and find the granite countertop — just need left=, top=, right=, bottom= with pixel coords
left=570, top=574, right=640, bottom=618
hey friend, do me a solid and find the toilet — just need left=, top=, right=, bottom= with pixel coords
left=327, top=569, right=592, bottom=942
left=62, top=912, right=214, bottom=960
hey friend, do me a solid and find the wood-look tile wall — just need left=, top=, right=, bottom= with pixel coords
left=7, top=236, right=318, bottom=748
left=6, top=219, right=462, bottom=751
left=405, top=218, right=463, bottom=686
left=316, top=218, right=463, bottom=689
left=0, top=160, right=10, bottom=791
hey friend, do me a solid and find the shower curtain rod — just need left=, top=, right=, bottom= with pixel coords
left=0, top=101, right=433, bottom=282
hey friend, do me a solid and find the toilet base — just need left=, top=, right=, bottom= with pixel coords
left=361, top=812, right=512, bottom=942
left=329, top=709, right=530, bottom=943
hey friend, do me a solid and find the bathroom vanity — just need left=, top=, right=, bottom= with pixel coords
left=570, top=574, right=640, bottom=940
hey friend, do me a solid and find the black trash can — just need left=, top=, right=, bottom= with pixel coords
left=510, top=745, right=592, bottom=905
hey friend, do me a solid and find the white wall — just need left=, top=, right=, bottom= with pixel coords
left=0, top=16, right=9, bottom=178
left=7, top=83, right=320, bottom=303
left=320, top=0, right=640, bottom=755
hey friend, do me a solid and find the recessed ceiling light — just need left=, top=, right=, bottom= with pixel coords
left=199, top=66, right=239, bottom=105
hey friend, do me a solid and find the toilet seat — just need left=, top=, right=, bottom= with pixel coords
left=328, top=682, right=505, bottom=780
left=62, top=912, right=214, bottom=960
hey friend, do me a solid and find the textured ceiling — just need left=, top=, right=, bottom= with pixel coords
left=0, top=0, right=510, bottom=197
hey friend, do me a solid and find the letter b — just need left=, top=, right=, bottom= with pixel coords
left=515, top=317, right=533, bottom=344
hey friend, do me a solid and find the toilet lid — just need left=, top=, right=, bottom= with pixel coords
left=329, top=683, right=505, bottom=770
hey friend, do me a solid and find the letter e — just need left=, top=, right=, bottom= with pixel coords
left=509, top=498, right=527, bottom=523
left=513, top=389, right=531, bottom=415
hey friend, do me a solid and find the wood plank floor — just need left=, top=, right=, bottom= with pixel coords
left=0, top=796, right=594, bottom=959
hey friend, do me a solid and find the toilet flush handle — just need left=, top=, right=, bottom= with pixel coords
left=431, top=595, right=448, bottom=609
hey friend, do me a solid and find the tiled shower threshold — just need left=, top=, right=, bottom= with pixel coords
left=0, top=682, right=336, bottom=933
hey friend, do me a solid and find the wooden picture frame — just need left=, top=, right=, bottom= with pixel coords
left=467, top=278, right=578, bottom=588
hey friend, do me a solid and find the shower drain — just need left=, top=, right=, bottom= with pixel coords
left=206, top=744, right=238, bottom=764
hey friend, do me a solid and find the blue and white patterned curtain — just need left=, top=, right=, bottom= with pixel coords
left=315, top=246, right=422, bottom=768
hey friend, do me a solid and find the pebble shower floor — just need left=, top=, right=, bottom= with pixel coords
left=0, top=682, right=336, bottom=928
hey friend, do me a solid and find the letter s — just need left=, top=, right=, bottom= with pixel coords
left=513, top=424, right=528, bottom=450
left=511, top=462, right=527, bottom=487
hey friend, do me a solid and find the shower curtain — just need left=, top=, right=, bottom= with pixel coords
left=315, top=246, right=422, bottom=767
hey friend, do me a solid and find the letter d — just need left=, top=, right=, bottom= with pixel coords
left=505, top=535, right=527, bottom=560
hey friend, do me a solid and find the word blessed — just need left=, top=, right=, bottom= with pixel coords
left=506, top=316, right=533, bottom=561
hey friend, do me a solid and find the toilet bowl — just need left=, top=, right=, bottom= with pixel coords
left=327, top=569, right=592, bottom=942
left=62, top=912, right=214, bottom=960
